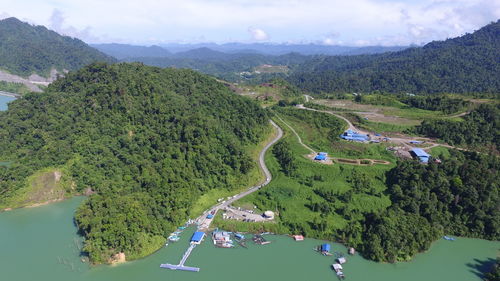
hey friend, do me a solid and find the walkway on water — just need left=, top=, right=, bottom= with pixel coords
left=160, top=243, right=200, bottom=272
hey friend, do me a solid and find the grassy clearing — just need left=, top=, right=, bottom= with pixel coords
left=430, top=146, right=451, bottom=158
left=274, top=108, right=396, bottom=161
left=0, top=81, right=31, bottom=95
left=225, top=110, right=394, bottom=239
left=0, top=166, right=71, bottom=209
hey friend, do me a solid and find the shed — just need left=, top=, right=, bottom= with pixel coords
left=191, top=231, right=205, bottom=244
left=341, top=130, right=369, bottom=142
left=410, top=148, right=430, bottom=163
left=321, top=243, right=331, bottom=252
left=314, top=154, right=327, bottom=161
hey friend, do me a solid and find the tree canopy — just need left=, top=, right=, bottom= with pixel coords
left=0, top=62, right=268, bottom=263
left=0, top=17, right=115, bottom=77
left=288, top=20, right=500, bottom=94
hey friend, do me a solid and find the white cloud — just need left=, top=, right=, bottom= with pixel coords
left=0, top=0, right=498, bottom=45
left=248, top=27, right=269, bottom=41
left=0, top=12, right=10, bottom=20
left=47, top=9, right=102, bottom=42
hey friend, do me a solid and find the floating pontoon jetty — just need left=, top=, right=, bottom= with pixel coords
left=160, top=232, right=205, bottom=272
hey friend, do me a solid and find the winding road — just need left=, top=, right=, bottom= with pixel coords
left=195, top=120, right=283, bottom=230
left=297, top=103, right=464, bottom=152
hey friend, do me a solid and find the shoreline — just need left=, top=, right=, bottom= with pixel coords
left=0, top=91, right=21, bottom=98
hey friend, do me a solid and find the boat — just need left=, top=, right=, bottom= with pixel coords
left=443, top=236, right=456, bottom=241
left=168, top=235, right=180, bottom=242
left=252, top=234, right=271, bottom=245
left=348, top=247, right=356, bottom=255
left=316, top=244, right=332, bottom=256
left=332, top=263, right=345, bottom=279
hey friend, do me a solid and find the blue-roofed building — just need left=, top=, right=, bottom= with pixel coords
left=191, top=231, right=205, bottom=244
left=410, top=148, right=430, bottom=163
left=314, top=153, right=328, bottom=161
left=340, top=130, right=370, bottom=142
left=321, top=243, right=331, bottom=253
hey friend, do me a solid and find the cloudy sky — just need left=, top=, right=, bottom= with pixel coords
left=1, top=0, right=499, bottom=46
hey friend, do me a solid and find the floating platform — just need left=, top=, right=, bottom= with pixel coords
left=160, top=264, right=200, bottom=272
left=161, top=241, right=200, bottom=272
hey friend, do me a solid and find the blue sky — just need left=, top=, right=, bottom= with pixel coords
left=0, top=0, right=498, bottom=46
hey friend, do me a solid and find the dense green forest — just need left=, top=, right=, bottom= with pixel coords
left=124, top=51, right=309, bottom=82
left=360, top=150, right=499, bottom=262
left=0, top=17, right=115, bottom=77
left=416, top=103, right=499, bottom=148
left=0, top=63, right=268, bottom=263
left=288, top=20, right=500, bottom=94
left=400, top=95, right=471, bottom=114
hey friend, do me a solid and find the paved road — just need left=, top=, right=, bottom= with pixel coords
left=196, top=120, right=283, bottom=230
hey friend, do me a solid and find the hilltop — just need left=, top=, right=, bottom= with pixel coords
left=289, top=20, right=500, bottom=94
left=0, top=17, right=115, bottom=78
left=0, top=63, right=269, bottom=263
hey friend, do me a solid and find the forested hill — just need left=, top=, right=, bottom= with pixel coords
left=0, top=17, right=116, bottom=77
left=0, top=63, right=269, bottom=263
left=289, top=20, right=500, bottom=94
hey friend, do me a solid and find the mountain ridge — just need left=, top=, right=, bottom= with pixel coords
left=0, top=17, right=115, bottom=78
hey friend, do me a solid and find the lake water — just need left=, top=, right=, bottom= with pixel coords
left=0, top=95, right=16, bottom=111
left=0, top=197, right=498, bottom=281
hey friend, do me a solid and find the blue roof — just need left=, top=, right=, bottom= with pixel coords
left=206, top=214, right=214, bottom=219
left=191, top=231, right=205, bottom=242
left=315, top=154, right=327, bottom=160
left=319, top=152, right=328, bottom=156
left=321, top=243, right=331, bottom=252
left=411, top=148, right=430, bottom=157
left=341, top=136, right=369, bottom=142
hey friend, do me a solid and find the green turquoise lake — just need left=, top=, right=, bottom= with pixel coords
left=0, top=95, right=16, bottom=111
left=0, top=197, right=498, bottom=281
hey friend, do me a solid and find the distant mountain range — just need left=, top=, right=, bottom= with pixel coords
left=0, top=17, right=115, bottom=78
left=289, top=20, right=500, bottom=94
left=89, top=43, right=172, bottom=59
left=92, top=42, right=409, bottom=58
